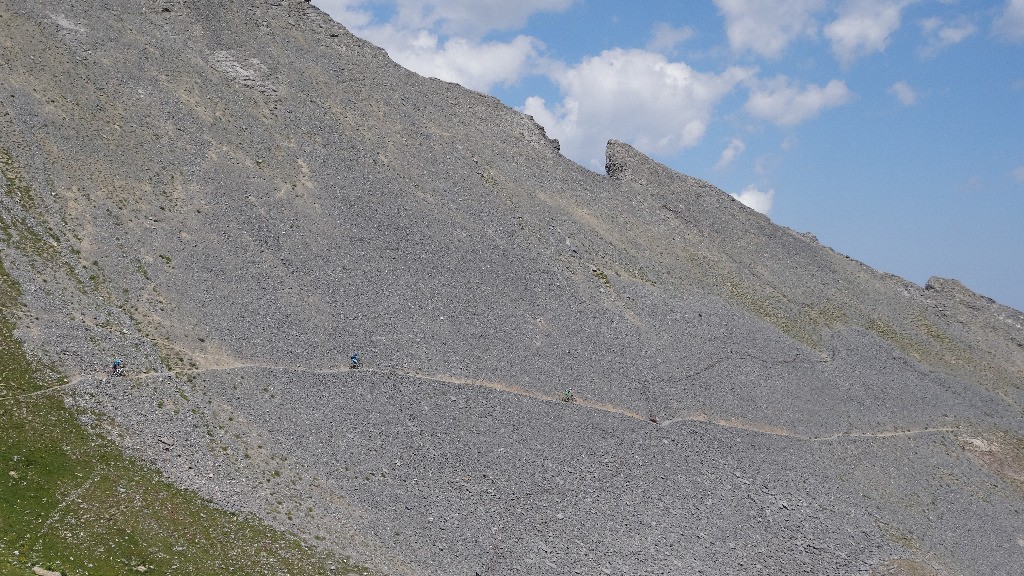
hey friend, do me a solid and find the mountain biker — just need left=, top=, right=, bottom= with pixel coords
left=111, top=359, right=123, bottom=376
left=350, top=352, right=360, bottom=369
left=563, top=388, right=574, bottom=402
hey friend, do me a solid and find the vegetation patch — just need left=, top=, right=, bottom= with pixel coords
left=912, top=314, right=973, bottom=370
left=726, top=278, right=819, bottom=350
left=133, top=260, right=151, bottom=282
left=867, top=319, right=917, bottom=356
left=0, top=261, right=366, bottom=575
left=0, top=150, right=84, bottom=291
left=0, top=150, right=61, bottom=265
left=477, top=168, right=499, bottom=189
left=0, top=151, right=38, bottom=217
left=805, top=302, right=847, bottom=329
left=875, top=520, right=919, bottom=554
left=590, top=266, right=612, bottom=290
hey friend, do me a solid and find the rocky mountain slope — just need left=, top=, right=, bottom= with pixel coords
left=1, top=1, right=1022, bottom=575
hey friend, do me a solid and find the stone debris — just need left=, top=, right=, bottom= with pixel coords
left=1, top=1, right=1022, bottom=575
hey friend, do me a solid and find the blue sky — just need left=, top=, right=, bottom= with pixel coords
left=312, top=0, right=1024, bottom=311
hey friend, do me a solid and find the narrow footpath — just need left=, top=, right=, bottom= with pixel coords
left=1, top=361, right=962, bottom=442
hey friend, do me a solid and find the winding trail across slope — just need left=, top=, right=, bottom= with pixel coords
left=0, top=362, right=962, bottom=442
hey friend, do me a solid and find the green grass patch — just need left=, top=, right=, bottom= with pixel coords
left=725, top=278, right=820, bottom=350
left=0, top=150, right=61, bottom=265
left=0, top=150, right=87, bottom=293
left=590, top=266, right=612, bottom=289
left=0, top=258, right=23, bottom=314
left=133, top=260, right=151, bottom=282
left=0, top=264, right=367, bottom=575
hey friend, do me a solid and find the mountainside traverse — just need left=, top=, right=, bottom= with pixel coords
left=1, top=1, right=1023, bottom=575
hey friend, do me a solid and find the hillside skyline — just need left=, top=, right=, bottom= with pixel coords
left=313, top=0, right=1024, bottom=312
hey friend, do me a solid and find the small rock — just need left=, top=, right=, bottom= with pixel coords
left=8, top=470, right=18, bottom=479
left=960, top=437, right=995, bottom=452
left=33, top=567, right=61, bottom=576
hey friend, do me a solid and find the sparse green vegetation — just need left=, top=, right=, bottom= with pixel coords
left=0, top=150, right=89, bottom=294
left=0, top=150, right=62, bottom=265
left=875, top=519, right=919, bottom=552
left=805, top=302, right=847, bottom=329
left=0, top=259, right=365, bottom=576
left=591, top=266, right=612, bottom=289
left=867, top=318, right=904, bottom=347
left=0, top=258, right=24, bottom=313
left=726, top=278, right=820, bottom=349
left=477, top=168, right=498, bottom=189
left=133, top=260, right=151, bottom=281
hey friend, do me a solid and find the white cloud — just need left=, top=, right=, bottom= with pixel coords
left=919, top=16, right=977, bottom=56
left=1013, top=164, right=1024, bottom=182
left=745, top=76, right=853, bottom=125
left=314, top=0, right=563, bottom=91
left=889, top=81, right=918, bottom=105
left=316, top=0, right=576, bottom=38
left=311, top=0, right=375, bottom=28
left=825, top=0, right=918, bottom=65
left=523, top=49, right=754, bottom=168
left=714, top=0, right=826, bottom=59
left=402, top=0, right=576, bottom=36
left=731, top=185, right=775, bottom=214
left=994, top=0, right=1024, bottom=42
left=715, top=138, right=746, bottom=169
left=646, top=23, right=695, bottom=54
left=358, top=25, right=543, bottom=91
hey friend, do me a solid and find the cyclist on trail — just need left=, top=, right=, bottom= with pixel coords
left=563, top=388, right=575, bottom=403
left=350, top=352, right=361, bottom=369
left=111, top=359, right=123, bottom=376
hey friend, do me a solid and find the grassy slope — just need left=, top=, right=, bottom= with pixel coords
left=0, top=147, right=371, bottom=575
left=0, top=264, right=367, bottom=575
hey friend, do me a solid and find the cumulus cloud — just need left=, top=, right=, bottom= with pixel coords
left=523, top=49, right=754, bottom=168
left=715, top=138, right=746, bottom=170
left=994, top=0, right=1024, bottom=42
left=358, top=25, right=543, bottom=91
left=745, top=76, right=853, bottom=125
left=646, top=23, right=695, bottom=54
left=313, top=0, right=569, bottom=91
left=317, top=0, right=577, bottom=38
left=731, top=185, right=775, bottom=215
left=312, top=0, right=375, bottom=28
left=918, top=16, right=977, bottom=56
left=825, top=0, right=919, bottom=65
left=714, top=0, right=826, bottom=59
left=889, top=81, right=918, bottom=105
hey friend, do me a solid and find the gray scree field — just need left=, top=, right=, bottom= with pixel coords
left=1, top=1, right=1023, bottom=574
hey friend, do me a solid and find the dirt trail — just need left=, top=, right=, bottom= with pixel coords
left=0, top=362, right=961, bottom=442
